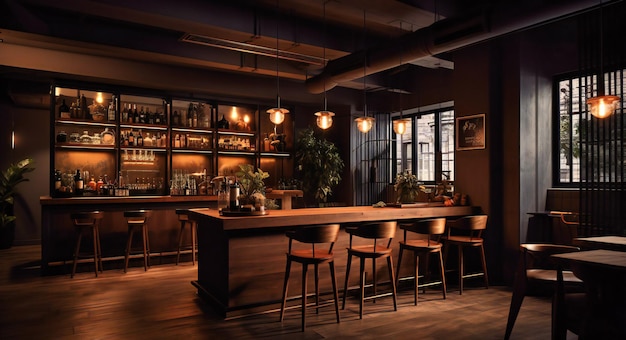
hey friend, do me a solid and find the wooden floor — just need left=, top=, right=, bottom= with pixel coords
left=0, top=245, right=572, bottom=339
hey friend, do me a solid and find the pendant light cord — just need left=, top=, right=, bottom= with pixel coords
left=275, top=0, right=280, bottom=106
left=323, top=0, right=328, bottom=111
left=363, top=9, right=367, bottom=118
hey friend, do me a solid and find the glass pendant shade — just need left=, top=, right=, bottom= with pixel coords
left=315, top=110, right=334, bottom=130
left=355, top=116, right=375, bottom=133
left=587, top=95, right=620, bottom=119
left=266, top=106, right=288, bottom=125
left=393, top=119, right=408, bottom=135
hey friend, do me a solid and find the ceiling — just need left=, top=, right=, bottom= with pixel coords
left=0, top=0, right=612, bottom=97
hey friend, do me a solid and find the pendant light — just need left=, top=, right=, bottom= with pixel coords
left=587, top=0, right=620, bottom=119
left=355, top=9, right=374, bottom=134
left=314, top=1, right=335, bottom=130
left=266, top=0, right=288, bottom=125
left=393, top=38, right=408, bottom=135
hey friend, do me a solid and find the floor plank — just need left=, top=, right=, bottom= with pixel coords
left=0, top=245, right=572, bottom=339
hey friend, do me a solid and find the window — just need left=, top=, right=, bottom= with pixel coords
left=556, top=69, right=626, bottom=184
left=393, top=107, right=455, bottom=185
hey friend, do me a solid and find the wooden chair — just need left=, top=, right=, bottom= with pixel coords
left=123, top=210, right=152, bottom=273
left=279, top=224, right=341, bottom=331
left=396, top=218, right=447, bottom=305
left=504, top=244, right=583, bottom=340
left=442, top=215, right=488, bottom=294
left=70, top=211, right=104, bottom=278
left=175, top=209, right=197, bottom=265
left=341, top=221, right=398, bottom=319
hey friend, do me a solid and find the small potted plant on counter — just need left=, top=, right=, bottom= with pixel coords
left=394, top=171, right=426, bottom=204
left=0, top=158, right=35, bottom=249
left=235, top=164, right=269, bottom=208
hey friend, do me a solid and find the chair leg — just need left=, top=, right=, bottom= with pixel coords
left=414, top=253, right=419, bottom=305
left=191, top=222, right=197, bottom=265
left=301, top=263, right=308, bottom=331
left=342, top=254, right=353, bottom=310
left=329, top=261, right=340, bottom=324
left=176, top=221, right=185, bottom=265
left=438, top=250, right=447, bottom=300
left=95, top=226, right=103, bottom=273
left=314, top=263, right=320, bottom=315
left=395, top=244, right=404, bottom=288
left=144, top=224, right=150, bottom=269
left=480, top=244, right=489, bottom=289
left=124, top=228, right=134, bottom=273
left=458, top=245, right=464, bottom=295
left=372, top=258, right=377, bottom=304
left=504, top=259, right=527, bottom=339
left=71, top=230, right=83, bottom=278
left=387, top=255, right=397, bottom=311
left=279, top=257, right=292, bottom=322
left=92, top=227, right=99, bottom=277
left=359, top=257, right=366, bottom=319
left=142, top=225, right=148, bottom=271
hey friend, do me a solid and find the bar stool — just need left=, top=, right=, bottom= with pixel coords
left=341, top=221, right=398, bottom=319
left=280, top=224, right=341, bottom=331
left=442, top=214, right=489, bottom=294
left=175, top=209, right=198, bottom=265
left=70, top=211, right=104, bottom=278
left=396, top=218, right=447, bottom=305
left=124, top=210, right=152, bottom=273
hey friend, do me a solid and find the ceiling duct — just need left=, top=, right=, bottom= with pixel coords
left=306, top=0, right=614, bottom=94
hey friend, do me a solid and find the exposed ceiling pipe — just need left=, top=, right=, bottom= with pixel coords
left=306, top=0, right=618, bottom=94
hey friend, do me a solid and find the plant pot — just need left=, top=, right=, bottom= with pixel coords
left=0, top=222, right=16, bottom=249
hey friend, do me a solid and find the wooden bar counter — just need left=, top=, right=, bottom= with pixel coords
left=40, top=195, right=216, bottom=274
left=188, top=204, right=478, bottom=318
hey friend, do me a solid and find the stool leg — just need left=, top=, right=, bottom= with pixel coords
left=142, top=225, right=148, bottom=271
left=124, top=228, right=134, bottom=273
left=458, top=245, right=464, bottom=295
left=145, top=223, right=151, bottom=268
left=279, top=257, right=291, bottom=322
left=92, top=226, right=99, bottom=277
left=314, top=263, right=320, bottom=315
left=395, top=244, right=404, bottom=288
left=176, top=221, right=185, bottom=265
left=387, top=255, right=397, bottom=311
left=414, top=253, right=419, bottom=305
left=71, top=230, right=83, bottom=278
left=96, top=225, right=103, bottom=273
left=480, top=244, right=489, bottom=289
left=301, top=262, right=308, bottom=331
left=329, top=261, right=340, bottom=324
left=372, top=258, right=377, bottom=303
left=341, top=254, right=353, bottom=310
left=359, top=257, right=366, bottom=319
left=438, top=250, right=447, bottom=300
left=191, top=222, right=197, bottom=265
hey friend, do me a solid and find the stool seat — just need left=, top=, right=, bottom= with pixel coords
left=70, top=211, right=104, bottom=278
left=175, top=209, right=198, bottom=265
left=124, top=210, right=152, bottom=273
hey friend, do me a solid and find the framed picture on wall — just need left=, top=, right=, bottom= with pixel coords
left=456, top=114, right=485, bottom=150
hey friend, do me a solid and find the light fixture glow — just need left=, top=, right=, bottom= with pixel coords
left=266, top=97, right=288, bottom=125
left=587, top=95, right=620, bottom=118
left=315, top=110, right=334, bottom=130
left=267, top=0, right=289, bottom=125
left=355, top=116, right=375, bottom=133
left=243, top=114, right=250, bottom=124
left=393, top=119, right=409, bottom=135
left=230, top=106, right=238, bottom=120
left=96, top=92, right=104, bottom=104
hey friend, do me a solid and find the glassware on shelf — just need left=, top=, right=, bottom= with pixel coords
left=91, top=133, right=101, bottom=145
left=79, top=131, right=92, bottom=144
left=101, top=128, right=115, bottom=145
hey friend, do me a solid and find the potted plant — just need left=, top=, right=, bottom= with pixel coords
left=394, top=171, right=426, bottom=203
left=295, top=128, right=344, bottom=205
left=235, top=164, right=269, bottom=207
left=0, top=158, right=35, bottom=249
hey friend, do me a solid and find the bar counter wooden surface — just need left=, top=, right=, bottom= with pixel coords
left=188, top=204, right=478, bottom=318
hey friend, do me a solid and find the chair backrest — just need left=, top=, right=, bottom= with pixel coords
left=521, top=243, right=580, bottom=270
left=447, top=215, right=487, bottom=239
left=71, top=211, right=104, bottom=226
left=287, top=224, right=340, bottom=255
left=347, top=221, right=397, bottom=250
left=400, top=218, right=446, bottom=245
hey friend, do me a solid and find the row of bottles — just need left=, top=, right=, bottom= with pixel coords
left=120, top=129, right=167, bottom=147
left=171, top=103, right=211, bottom=128
left=218, top=135, right=254, bottom=151
left=56, top=128, right=116, bottom=145
left=53, top=169, right=167, bottom=197
left=170, top=169, right=211, bottom=196
left=120, top=103, right=167, bottom=125
left=58, top=94, right=116, bottom=122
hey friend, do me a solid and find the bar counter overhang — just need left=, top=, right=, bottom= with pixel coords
left=188, top=204, right=478, bottom=318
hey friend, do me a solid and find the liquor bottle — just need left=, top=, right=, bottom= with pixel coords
left=88, top=177, right=97, bottom=191
left=74, top=169, right=84, bottom=195
left=174, top=134, right=181, bottom=148
left=59, top=99, right=70, bottom=119
left=108, top=95, right=116, bottom=121
left=229, top=179, right=240, bottom=211
left=54, top=169, right=62, bottom=191
left=144, top=132, right=152, bottom=147
left=133, top=104, right=138, bottom=123
left=172, top=110, right=180, bottom=126
left=217, top=114, right=229, bottom=129
left=128, top=129, right=135, bottom=146
left=187, top=103, right=194, bottom=127
left=81, top=94, right=89, bottom=120
left=122, top=103, right=129, bottom=122
left=137, top=129, right=143, bottom=147
left=147, top=108, right=154, bottom=124
left=154, top=110, right=161, bottom=125
left=139, top=106, right=146, bottom=124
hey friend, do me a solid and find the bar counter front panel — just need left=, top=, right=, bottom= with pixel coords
left=189, top=205, right=478, bottom=318
left=40, top=195, right=216, bottom=274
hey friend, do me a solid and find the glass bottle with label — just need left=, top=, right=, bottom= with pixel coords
left=229, top=179, right=240, bottom=211
left=59, top=99, right=70, bottom=119
left=74, top=169, right=84, bottom=195
left=108, top=95, right=116, bottom=121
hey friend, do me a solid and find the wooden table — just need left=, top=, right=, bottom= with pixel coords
left=551, top=250, right=626, bottom=339
left=573, top=236, right=626, bottom=251
left=265, top=189, right=303, bottom=210
left=188, top=205, right=477, bottom=318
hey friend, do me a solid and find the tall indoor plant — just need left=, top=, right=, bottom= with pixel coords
left=295, top=128, right=344, bottom=205
left=0, top=158, right=35, bottom=249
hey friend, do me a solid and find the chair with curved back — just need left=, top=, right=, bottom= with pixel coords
left=396, top=218, right=447, bottom=305
left=175, top=209, right=197, bottom=265
left=442, top=214, right=489, bottom=295
left=70, top=211, right=104, bottom=278
left=123, top=210, right=152, bottom=273
left=341, top=221, right=398, bottom=319
left=505, top=243, right=583, bottom=340
left=279, top=224, right=341, bottom=331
